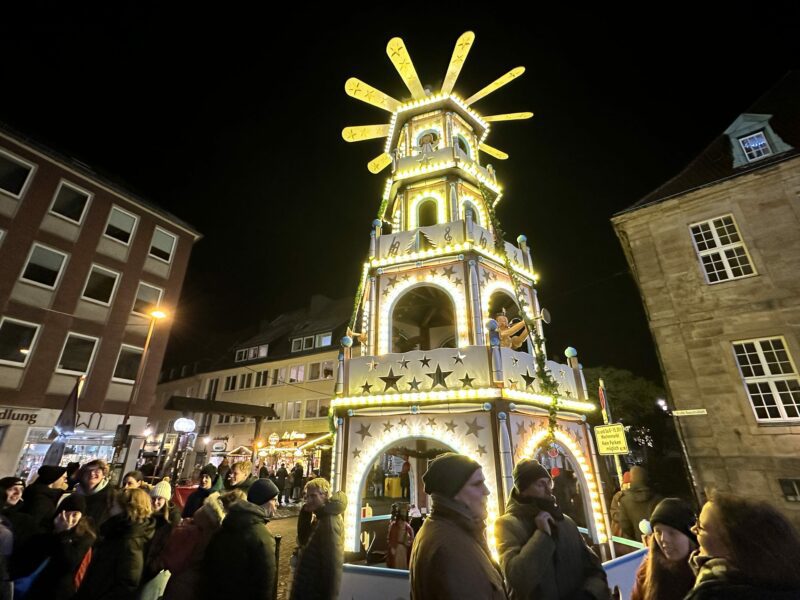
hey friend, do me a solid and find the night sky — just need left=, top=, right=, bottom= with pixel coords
left=2, top=8, right=799, bottom=382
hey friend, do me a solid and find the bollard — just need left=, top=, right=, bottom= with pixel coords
left=274, top=534, right=282, bottom=599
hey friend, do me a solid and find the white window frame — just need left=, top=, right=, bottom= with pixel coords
left=303, top=336, right=314, bottom=350
left=308, top=362, right=321, bottom=381
left=315, top=332, right=332, bottom=347
left=738, top=131, right=772, bottom=162
left=689, top=214, right=756, bottom=284
left=239, top=372, right=252, bottom=389
left=132, top=282, right=163, bottom=316
left=0, top=148, right=36, bottom=199
left=305, top=399, right=319, bottom=419
left=0, top=317, right=41, bottom=367
left=81, top=264, right=120, bottom=306
left=732, top=336, right=800, bottom=423
left=286, top=400, right=302, bottom=420
left=55, top=332, right=99, bottom=376
left=235, top=349, right=248, bottom=362
left=291, top=338, right=303, bottom=352
left=289, top=364, right=304, bottom=383
left=20, top=243, right=68, bottom=290
left=48, top=179, right=92, bottom=225
left=223, top=375, right=237, bottom=392
left=322, top=360, right=335, bottom=380
left=148, top=226, right=177, bottom=263
left=112, top=344, right=144, bottom=383
left=103, top=205, right=138, bottom=246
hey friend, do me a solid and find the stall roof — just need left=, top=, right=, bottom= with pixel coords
left=165, top=396, right=278, bottom=419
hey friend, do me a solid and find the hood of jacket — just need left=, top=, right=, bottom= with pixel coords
left=223, top=500, right=269, bottom=529
left=101, top=512, right=155, bottom=541
left=628, top=485, right=656, bottom=501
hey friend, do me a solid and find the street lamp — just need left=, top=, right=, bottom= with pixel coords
left=111, top=308, right=169, bottom=478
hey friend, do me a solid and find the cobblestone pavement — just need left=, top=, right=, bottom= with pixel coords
left=271, top=510, right=299, bottom=600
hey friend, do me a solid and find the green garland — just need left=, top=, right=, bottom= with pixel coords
left=479, top=184, right=561, bottom=449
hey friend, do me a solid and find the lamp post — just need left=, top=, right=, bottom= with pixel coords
left=111, top=308, right=168, bottom=480
left=171, top=417, right=196, bottom=483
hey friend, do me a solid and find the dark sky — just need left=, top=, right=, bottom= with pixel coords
left=2, top=7, right=799, bottom=382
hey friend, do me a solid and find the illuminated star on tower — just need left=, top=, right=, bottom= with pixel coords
left=445, top=420, right=458, bottom=433
left=379, top=367, right=404, bottom=392
left=426, top=364, right=454, bottom=389
left=356, top=423, right=372, bottom=441
left=407, top=377, right=422, bottom=391
left=360, top=381, right=373, bottom=394
left=459, top=373, right=475, bottom=388
left=521, top=368, right=536, bottom=390
left=466, top=417, right=485, bottom=438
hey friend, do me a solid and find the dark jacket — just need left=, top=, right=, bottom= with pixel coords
left=21, top=483, right=63, bottom=531
left=75, top=479, right=115, bottom=529
left=276, top=468, right=288, bottom=489
left=75, top=513, right=155, bottom=600
left=26, top=527, right=95, bottom=600
left=410, top=494, right=506, bottom=600
left=226, top=474, right=258, bottom=495
left=684, top=555, right=800, bottom=600
left=290, top=491, right=347, bottom=600
left=495, top=491, right=609, bottom=600
left=3, top=503, right=39, bottom=578
left=200, top=500, right=275, bottom=600
left=142, top=504, right=181, bottom=582
left=617, top=468, right=662, bottom=540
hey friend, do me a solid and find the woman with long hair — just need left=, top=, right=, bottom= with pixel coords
left=685, top=491, right=800, bottom=599
left=75, top=488, right=155, bottom=600
left=630, top=498, right=697, bottom=600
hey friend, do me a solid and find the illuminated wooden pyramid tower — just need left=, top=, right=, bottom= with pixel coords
left=332, top=32, right=610, bottom=557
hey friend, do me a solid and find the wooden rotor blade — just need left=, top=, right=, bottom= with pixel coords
left=367, top=152, right=393, bottom=174
left=345, top=78, right=401, bottom=112
left=386, top=37, right=426, bottom=99
left=464, top=67, right=525, bottom=106
left=484, top=112, right=534, bottom=122
left=479, top=143, right=509, bottom=160
left=441, top=31, right=475, bottom=95
left=342, top=125, right=391, bottom=143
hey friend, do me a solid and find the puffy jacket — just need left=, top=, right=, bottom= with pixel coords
left=26, top=527, right=95, bottom=600
left=617, top=467, right=662, bottom=540
left=685, top=555, right=800, bottom=600
left=74, top=479, right=115, bottom=528
left=21, top=483, right=63, bottom=531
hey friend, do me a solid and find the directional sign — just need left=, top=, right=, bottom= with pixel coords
left=594, top=423, right=629, bottom=455
left=672, top=409, right=708, bottom=417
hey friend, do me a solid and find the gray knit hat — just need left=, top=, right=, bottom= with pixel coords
left=422, top=453, right=481, bottom=499
left=513, top=459, right=551, bottom=493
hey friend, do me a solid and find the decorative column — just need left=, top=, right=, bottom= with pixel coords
left=488, top=319, right=503, bottom=384
left=449, top=181, right=458, bottom=222
left=498, top=412, right=514, bottom=500
left=469, top=260, right=484, bottom=345
left=516, top=234, right=532, bottom=270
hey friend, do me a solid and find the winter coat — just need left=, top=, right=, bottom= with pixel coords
left=226, top=474, right=257, bottom=495
left=617, top=487, right=662, bottom=541
left=199, top=500, right=275, bottom=600
left=386, top=519, right=414, bottom=569
left=290, top=491, right=347, bottom=600
left=495, top=490, right=609, bottom=600
left=2, top=503, right=38, bottom=578
left=75, top=513, right=155, bottom=600
left=142, top=504, right=181, bottom=582
left=75, top=478, right=115, bottom=528
left=609, top=489, right=625, bottom=537
left=684, top=555, right=800, bottom=600
left=410, top=494, right=507, bottom=600
left=26, top=527, right=95, bottom=600
left=21, top=483, right=64, bottom=531
left=276, top=468, right=288, bottom=490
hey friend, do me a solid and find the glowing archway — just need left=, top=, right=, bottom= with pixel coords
left=408, top=191, right=447, bottom=229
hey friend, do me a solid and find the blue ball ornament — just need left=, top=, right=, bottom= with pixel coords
left=341, top=336, right=353, bottom=348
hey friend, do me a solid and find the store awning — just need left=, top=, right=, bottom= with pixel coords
left=164, top=396, right=278, bottom=419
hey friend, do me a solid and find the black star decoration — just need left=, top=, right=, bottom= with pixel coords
left=452, top=351, right=466, bottom=365
left=360, top=381, right=373, bottom=394
left=401, top=274, right=410, bottom=282
left=441, top=265, right=456, bottom=279
left=521, top=369, right=536, bottom=390
left=426, top=418, right=437, bottom=428
left=398, top=418, right=408, bottom=428
left=511, top=356, right=519, bottom=366
left=353, top=448, right=361, bottom=458
left=453, top=277, right=462, bottom=287
left=368, top=359, right=379, bottom=371
left=459, top=373, right=475, bottom=388
left=382, top=288, right=390, bottom=296
left=387, top=275, right=398, bottom=288
left=476, top=445, right=487, bottom=457
left=407, top=377, right=422, bottom=391
left=379, top=367, right=404, bottom=392
left=444, top=420, right=457, bottom=433
left=466, top=417, right=485, bottom=438
left=426, top=363, right=454, bottom=389
left=356, top=424, right=372, bottom=441
left=397, top=356, right=410, bottom=369
left=383, top=421, right=394, bottom=433
left=419, top=355, right=431, bottom=367
left=515, top=421, right=526, bottom=436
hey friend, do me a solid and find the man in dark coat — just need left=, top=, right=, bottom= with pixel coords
left=200, top=478, right=278, bottom=600
left=290, top=478, right=346, bottom=600
left=22, top=465, right=67, bottom=531
left=409, top=453, right=507, bottom=600
left=495, top=459, right=610, bottom=600
left=275, top=464, right=289, bottom=506
left=617, top=466, right=662, bottom=540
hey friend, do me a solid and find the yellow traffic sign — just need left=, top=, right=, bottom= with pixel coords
left=594, top=423, right=629, bottom=455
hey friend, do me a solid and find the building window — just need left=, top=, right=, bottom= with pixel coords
left=289, top=365, right=304, bottom=383
left=322, top=360, right=335, bottom=379
left=235, top=349, right=247, bottom=362
left=308, top=362, right=321, bottom=380
left=50, top=181, right=91, bottom=224
left=239, top=372, right=253, bottom=389
left=733, top=337, right=800, bottom=422
left=104, top=206, right=137, bottom=245
left=319, top=398, right=330, bottom=417
left=305, top=399, right=319, bottom=419
left=0, top=318, right=39, bottom=366
left=206, top=378, right=219, bottom=400
left=82, top=265, right=119, bottom=305
left=0, top=150, right=34, bottom=198
left=224, top=375, right=237, bottom=392
left=133, top=282, right=163, bottom=315
left=286, top=400, right=302, bottom=420
left=291, top=339, right=302, bottom=352
left=217, top=414, right=232, bottom=424
left=303, top=336, right=314, bottom=350
left=779, top=479, right=800, bottom=502
left=739, top=131, right=772, bottom=162
left=113, top=345, right=143, bottom=382
left=149, top=227, right=177, bottom=262
left=21, top=244, right=67, bottom=289
left=689, top=215, right=755, bottom=284
left=235, top=344, right=268, bottom=362
left=315, top=332, right=332, bottom=347
left=56, top=333, right=98, bottom=375
left=271, top=367, right=286, bottom=386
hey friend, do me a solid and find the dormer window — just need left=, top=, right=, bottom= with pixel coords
left=739, top=131, right=772, bottom=162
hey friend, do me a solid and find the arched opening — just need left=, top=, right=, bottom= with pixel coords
left=463, top=199, right=481, bottom=227
left=531, top=443, right=589, bottom=528
left=488, top=289, right=521, bottom=320
left=455, top=134, right=471, bottom=158
left=391, top=285, right=456, bottom=353
left=417, top=198, right=438, bottom=227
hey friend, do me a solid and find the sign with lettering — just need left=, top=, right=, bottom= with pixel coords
left=594, top=423, right=629, bottom=455
left=672, top=409, right=708, bottom=417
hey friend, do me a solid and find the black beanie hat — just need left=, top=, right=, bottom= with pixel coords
left=248, top=478, right=279, bottom=506
left=513, top=459, right=551, bottom=493
left=0, top=477, right=24, bottom=490
left=58, top=493, right=87, bottom=514
left=649, top=498, right=697, bottom=544
left=201, top=464, right=218, bottom=479
left=422, top=452, right=481, bottom=499
left=36, top=465, right=67, bottom=486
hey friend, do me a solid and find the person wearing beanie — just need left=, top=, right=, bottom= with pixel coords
left=22, top=465, right=68, bottom=531
left=200, top=478, right=278, bottom=599
left=74, top=459, right=115, bottom=528
left=182, top=464, right=222, bottom=519
left=409, top=453, right=506, bottom=600
left=140, top=481, right=181, bottom=595
left=618, top=466, right=663, bottom=540
left=495, top=458, right=610, bottom=600
left=631, top=498, right=698, bottom=600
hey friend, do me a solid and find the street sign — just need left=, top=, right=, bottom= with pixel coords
left=672, top=408, right=708, bottom=416
left=594, top=423, right=629, bottom=455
